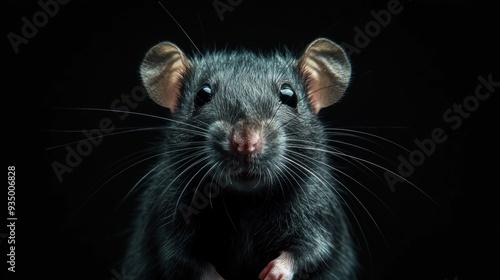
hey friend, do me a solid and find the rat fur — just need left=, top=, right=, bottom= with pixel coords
left=124, top=38, right=358, bottom=280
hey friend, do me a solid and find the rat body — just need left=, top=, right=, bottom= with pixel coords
left=124, top=38, right=357, bottom=279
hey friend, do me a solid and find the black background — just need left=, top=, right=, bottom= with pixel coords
left=1, top=0, right=499, bottom=279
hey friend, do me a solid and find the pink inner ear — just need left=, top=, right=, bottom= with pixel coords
left=163, top=71, right=182, bottom=113
left=298, top=38, right=351, bottom=114
left=158, top=55, right=188, bottom=113
left=303, top=63, right=324, bottom=114
left=306, top=78, right=322, bottom=114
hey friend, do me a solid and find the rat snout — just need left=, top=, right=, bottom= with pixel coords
left=230, top=122, right=264, bottom=156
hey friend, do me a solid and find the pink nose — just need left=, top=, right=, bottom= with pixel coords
left=230, top=128, right=263, bottom=155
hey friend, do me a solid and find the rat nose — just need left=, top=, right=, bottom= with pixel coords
left=230, top=127, right=264, bottom=155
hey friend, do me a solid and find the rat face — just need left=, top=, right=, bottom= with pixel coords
left=180, top=52, right=324, bottom=191
left=140, top=38, right=351, bottom=192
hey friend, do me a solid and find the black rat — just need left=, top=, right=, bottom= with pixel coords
left=124, top=38, right=358, bottom=280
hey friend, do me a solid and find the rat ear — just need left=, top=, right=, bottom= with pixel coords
left=298, top=38, right=351, bottom=114
left=140, top=42, right=191, bottom=113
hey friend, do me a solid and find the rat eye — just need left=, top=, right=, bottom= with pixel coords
left=195, top=85, right=212, bottom=109
left=279, top=83, right=297, bottom=108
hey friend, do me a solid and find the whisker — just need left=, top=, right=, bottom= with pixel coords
left=171, top=155, right=212, bottom=219
left=287, top=144, right=441, bottom=208
left=45, top=127, right=165, bottom=150
left=281, top=155, right=339, bottom=201
left=51, top=106, right=170, bottom=120
left=144, top=152, right=209, bottom=233
left=325, top=127, right=410, bottom=153
left=72, top=144, right=205, bottom=223
left=276, top=162, right=314, bottom=220
left=289, top=138, right=397, bottom=189
left=65, top=148, right=165, bottom=224
left=212, top=165, right=239, bottom=232
left=118, top=145, right=208, bottom=206
left=191, top=161, right=222, bottom=208
left=154, top=151, right=208, bottom=206
left=157, top=1, right=202, bottom=55
left=118, top=158, right=166, bottom=206
left=50, top=107, right=211, bottom=134
left=286, top=148, right=393, bottom=215
left=282, top=152, right=386, bottom=268
left=325, top=138, right=396, bottom=163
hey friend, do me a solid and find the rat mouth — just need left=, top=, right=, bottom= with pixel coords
left=207, top=155, right=271, bottom=190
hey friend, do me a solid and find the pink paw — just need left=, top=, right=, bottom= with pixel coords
left=258, top=251, right=294, bottom=280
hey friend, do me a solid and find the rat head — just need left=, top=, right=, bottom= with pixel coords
left=140, top=38, right=351, bottom=192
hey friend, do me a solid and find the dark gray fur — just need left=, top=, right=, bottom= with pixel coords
left=124, top=40, right=358, bottom=279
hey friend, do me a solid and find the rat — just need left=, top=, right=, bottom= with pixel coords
left=123, top=38, right=357, bottom=280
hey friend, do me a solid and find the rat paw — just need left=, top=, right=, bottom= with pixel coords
left=258, top=251, right=294, bottom=280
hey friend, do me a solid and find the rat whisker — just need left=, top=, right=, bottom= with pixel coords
left=69, top=139, right=209, bottom=220
left=143, top=155, right=210, bottom=239
left=64, top=146, right=169, bottom=223
left=52, top=107, right=211, bottom=134
left=281, top=155, right=338, bottom=200
left=269, top=167, right=286, bottom=200
left=288, top=138, right=399, bottom=191
left=45, top=126, right=163, bottom=133
left=191, top=161, right=222, bottom=208
left=286, top=147, right=391, bottom=211
left=286, top=148, right=390, bottom=239
left=275, top=162, right=305, bottom=196
left=126, top=38, right=359, bottom=278
left=325, top=127, right=410, bottom=153
left=118, top=158, right=167, bottom=205
left=289, top=144, right=440, bottom=208
left=277, top=162, right=314, bottom=219
left=325, top=138, right=398, bottom=164
left=282, top=151, right=383, bottom=267
left=147, top=152, right=209, bottom=224
left=51, top=106, right=171, bottom=121
left=214, top=165, right=239, bottom=233
left=157, top=1, right=202, bottom=55
left=172, top=156, right=213, bottom=220
left=282, top=152, right=374, bottom=256
left=45, top=127, right=166, bottom=150
left=118, top=145, right=208, bottom=203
